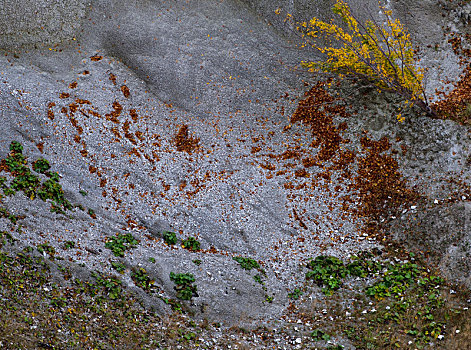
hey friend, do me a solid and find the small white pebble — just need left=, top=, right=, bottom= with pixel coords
left=346, top=311, right=351, bottom=316
left=408, top=341, right=413, bottom=345
left=295, top=338, right=302, bottom=344
left=386, top=306, right=390, bottom=310
left=462, top=196, right=467, bottom=200
left=451, top=289, right=456, bottom=294
left=456, top=330, right=460, bottom=334
left=434, top=199, right=439, bottom=204
left=410, top=205, right=417, bottom=210
left=362, top=310, right=367, bottom=314
left=438, top=335, right=444, bottom=340
left=370, top=308, right=377, bottom=313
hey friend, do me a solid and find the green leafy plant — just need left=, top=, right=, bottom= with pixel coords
left=163, top=231, right=177, bottom=245
left=182, top=236, right=200, bottom=251
left=288, top=288, right=304, bottom=300
left=0, top=143, right=74, bottom=213
left=170, top=272, right=197, bottom=300
left=5, top=152, right=27, bottom=173
left=306, top=255, right=348, bottom=295
left=346, top=251, right=383, bottom=277
left=326, top=345, right=344, bottom=350
left=9, top=141, right=23, bottom=154
left=87, top=208, right=96, bottom=218
left=131, top=267, right=155, bottom=292
left=111, top=261, right=126, bottom=274
left=180, top=331, right=196, bottom=342
left=192, top=259, right=202, bottom=266
left=0, top=207, right=18, bottom=224
left=63, top=241, right=75, bottom=249
left=79, top=190, right=88, bottom=196
left=311, top=329, right=331, bottom=341
left=149, top=257, right=156, bottom=263
left=37, top=243, right=55, bottom=258
left=3, top=187, right=15, bottom=196
left=253, top=274, right=264, bottom=285
left=365, top=261, right=420, bottom=300
left=32, top=158, right=51, bottom=173
left=105, top=233, right=139, bottom=257
left=94, top=275, right=123, bottom=300
left=10, top=171, right=40, bottom=199
left=37, top=178, right=72, bottom=212
left=233, top=256, right=260, bottom=271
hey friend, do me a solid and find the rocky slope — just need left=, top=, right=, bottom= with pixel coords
left=0, top=0, right=470, bottom=348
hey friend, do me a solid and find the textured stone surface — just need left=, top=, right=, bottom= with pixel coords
left=0, top=0, right=470, bottom=327
left=0, top=0, right=87, bottom=49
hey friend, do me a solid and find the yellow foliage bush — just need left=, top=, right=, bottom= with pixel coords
left=297, top=0, right=434, bottom=120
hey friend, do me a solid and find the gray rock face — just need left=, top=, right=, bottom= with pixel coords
left=0, top=0, right=469, bottom=326
left=391, top=202, right=471, bottom=288
left=0, top=0, right=87, bottom=49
